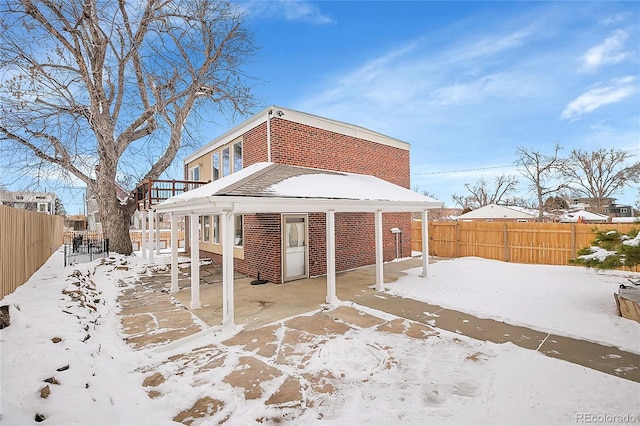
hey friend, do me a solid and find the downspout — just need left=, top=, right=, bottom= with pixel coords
left=267, top=109, right=272, bottom=162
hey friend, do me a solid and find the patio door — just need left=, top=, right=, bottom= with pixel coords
left=282, top=214, right=308, bottom=282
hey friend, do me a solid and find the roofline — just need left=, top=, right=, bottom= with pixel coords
left=184, top=105, right=410, bottom=164
left=153, top=195, right=442, bottom=215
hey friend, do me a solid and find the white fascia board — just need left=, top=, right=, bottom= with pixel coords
left=279, top=108, right=410, bottom=151
left=154, top=196, right=442, bottom=216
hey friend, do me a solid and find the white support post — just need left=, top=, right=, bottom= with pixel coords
left=149, top=210, right=155, bottom=263
left=141, top=210, right=148, bottom=261
left=221, top=212, right=235, bottom=326
left=325, top=210, right=338, bottom=305
left=156, top=214, right=161, bottom=255
left=189, top=214, right=201, bottom=309
left=170, top=214, right=179, bottom=293
left=374, top=210, right=384, bottom=291
left=420, top=209, right=429, bottom=278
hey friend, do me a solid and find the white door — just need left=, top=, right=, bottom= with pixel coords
left=283, top=215, right=307, bottom=282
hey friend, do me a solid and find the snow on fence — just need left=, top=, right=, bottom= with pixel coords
left=412, top=220, right=638, bottom=271
left=0, top=204, right=64, bottom=299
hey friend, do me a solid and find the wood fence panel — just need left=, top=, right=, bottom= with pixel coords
left=1, top=205, right=64, bottom=299
left=410, top=220, right=639, bottom=271
left=429, top=222, right=458, bottom=258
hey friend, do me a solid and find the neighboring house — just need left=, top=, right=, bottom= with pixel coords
left=66, top=214, right=88, bottom=231
left=0, top=190, right=59, bottom=215
left=604, top=203, right=634, bottom=218
left=559, top=210, right=609, bottom=224
left=456, top=204, right=539, bottom=222
left=178, top=106, right=438, bottom=284
left=569, top=197, right=616, bottom=214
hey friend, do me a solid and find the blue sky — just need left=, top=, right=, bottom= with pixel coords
left=5, top=1, right=639, bottom=213
left=228, top=0, right=639, bottom=208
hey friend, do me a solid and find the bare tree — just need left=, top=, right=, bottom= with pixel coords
left=516, top=144, right=565, bottom=220
left=0, top=0, right=256, bottom=254
left=561, top=148, right=640, bottom=210
left=452, top=175, right=519, bottom=209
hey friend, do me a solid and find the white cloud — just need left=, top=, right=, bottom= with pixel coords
left=455, top=30, right=531, bottom=62
left=580, top=29, right=630, bottom=71
left=243, top=0, right=334, bottom=25
left=598, top=12, right=632, bottom=26
left=560, top=76, right=637, bottom=120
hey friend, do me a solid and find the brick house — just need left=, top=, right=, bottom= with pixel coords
left=151, top=107, right=442, bottom=324
left=181, top=106, right=423, bottom=284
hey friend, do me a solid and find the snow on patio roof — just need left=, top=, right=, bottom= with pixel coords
left=154, top=162, right=443, bottom=215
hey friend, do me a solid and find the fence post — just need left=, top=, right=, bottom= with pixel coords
left=503, top=223, right=509, bottom=262
left=455, top=222, right=460, bottom=258
left=571, top=224, right=576, bottom=259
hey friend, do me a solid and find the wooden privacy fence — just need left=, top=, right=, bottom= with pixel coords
left=411, top=220, right=639, bottom=271
left=1, top=205, right=64, bottom=299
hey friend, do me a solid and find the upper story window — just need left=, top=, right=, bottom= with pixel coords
left=189, top=165, right=201, bottom=189
left=222, top=147, right=230, bottom=177
left=233, top=141, right=242, bottom=172
left=189, top=165, right=200, bottom=181
left=212, top=152, right=220, bottom=181
left=211, top=139, right=242, bottom=181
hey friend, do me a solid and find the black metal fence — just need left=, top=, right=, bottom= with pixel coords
left=63, top=231, right=109, bottom=266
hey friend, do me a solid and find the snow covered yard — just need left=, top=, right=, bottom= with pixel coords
left=1, top=250, right=639, bottom=425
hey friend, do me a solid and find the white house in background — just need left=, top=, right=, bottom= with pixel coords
left=456, top=204, right=539, bottom=222
left=559, top=210, right=609, bottom=224
left=0, top=190, right=59, bottom=214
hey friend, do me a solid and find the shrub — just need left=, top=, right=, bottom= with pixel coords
left=570, top=228, right=640, bottom=269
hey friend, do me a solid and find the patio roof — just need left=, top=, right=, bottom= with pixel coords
left=153, top=162, right=443, bottom=215
left=145, top=162, right=442, bottom=327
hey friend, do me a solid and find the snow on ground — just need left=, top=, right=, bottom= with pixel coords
left=387, top=257, right=640, bottom=353
left=1, top=250, right=639, bottom=425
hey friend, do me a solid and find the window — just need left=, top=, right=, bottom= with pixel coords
left=212, top=215, right=219, bottom=243
left=621, top=208, right=628, bottom=213
left=189, top=165, right=201, bottom=190
left=209, top=215, right=240, bottom=246
left=222, top=147, right=230, bottom=177
left=516, top=219, right=529, bottom=223
left=37, top=203, right=48, bottom=213
left=212, top=152, right=220, bottom=181
left=202, top=215, right=210, bottom=242
left=14, top=195, right=23, bottom=200
left=189, top=165, right=200, bottom=181
left=207, top=138, right=242, bottom=181
left=234, top=215, right=243, bottom=246
left=233, top=141, right=242, bottom=172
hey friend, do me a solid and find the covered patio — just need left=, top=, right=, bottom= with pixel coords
left=151, top=162, right=443, bottom=326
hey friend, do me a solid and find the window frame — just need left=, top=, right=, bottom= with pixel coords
left=209, top=138, right=243, bottom=181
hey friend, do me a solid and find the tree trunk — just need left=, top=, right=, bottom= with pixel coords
left=99, top=195, right=136, bottom=255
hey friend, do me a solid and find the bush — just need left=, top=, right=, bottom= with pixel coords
left=570, top=228, right=640, bottom=269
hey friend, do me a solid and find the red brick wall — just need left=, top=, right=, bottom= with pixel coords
left=308, top=212, right=412, bottom=277
left=198, top=214, right=282, bottom=283
left=242, top=214, right=281, bottom=282
left=242, top=123, right=269, bottom=166
left=198, top=116, right=414, bottom=283
left=269, top=118, right=410, bottom=188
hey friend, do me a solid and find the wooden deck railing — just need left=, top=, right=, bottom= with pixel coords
left=134, top=178, right=208, bottom=210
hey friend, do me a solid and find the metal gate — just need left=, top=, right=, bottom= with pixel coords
left=63, top=231, right=110, bottom=266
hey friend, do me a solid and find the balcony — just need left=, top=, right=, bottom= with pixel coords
left=134, top=178, right=208, bottom=211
